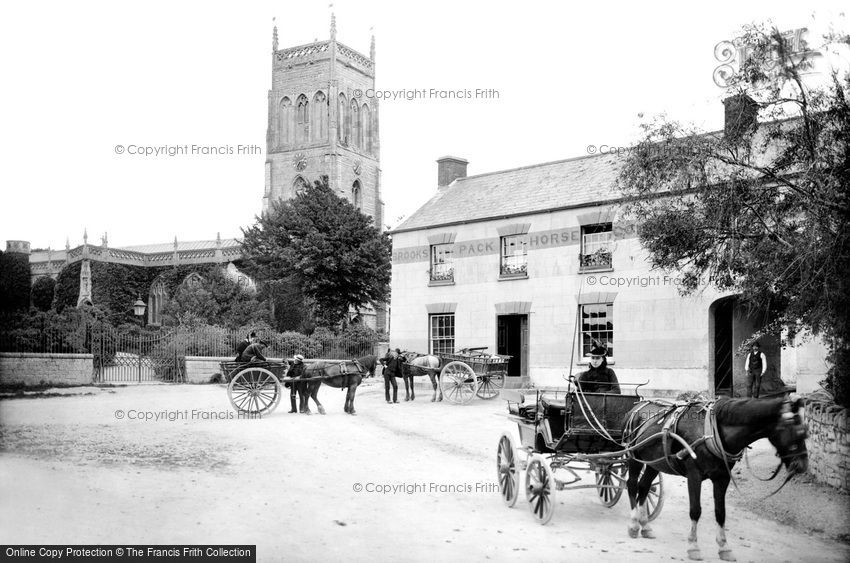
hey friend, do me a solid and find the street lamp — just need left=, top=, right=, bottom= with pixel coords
left=133, top=296, right=147, bottom=325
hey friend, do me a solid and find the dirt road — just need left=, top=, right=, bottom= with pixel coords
left=1, top=382, right=847, bottom=562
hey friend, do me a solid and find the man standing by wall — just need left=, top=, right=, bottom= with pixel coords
left=744, top=342, right=768, bottom=398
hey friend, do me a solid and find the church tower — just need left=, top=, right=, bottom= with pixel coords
left=263, top=15, right=383, bottom=230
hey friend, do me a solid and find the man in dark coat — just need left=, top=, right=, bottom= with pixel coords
left=287, top=354, right=306, bottom=414
left=234, top=332, right=256, bottom=362
left=237, top=340, right=267, bottom=363
left=381, top=348, right=403, bottom=404
left=577, top=345, right=621, bottom=394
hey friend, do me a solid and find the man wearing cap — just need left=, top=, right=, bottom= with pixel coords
left=237, top=337, right=267, bottom=363
left=381, top=348, right=403, bottom=404
left=287, top=354, right=306, bottom=413
left=577, top=345, right=621, bottom=394
left=235, top=331, right=256, bottom=362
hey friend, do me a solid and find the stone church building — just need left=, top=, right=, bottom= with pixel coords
left=19, top=15, right=386, bottom=330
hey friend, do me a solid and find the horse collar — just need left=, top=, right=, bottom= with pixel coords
left=704, top=402, right=743, bottom=463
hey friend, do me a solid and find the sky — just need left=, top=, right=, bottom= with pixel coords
left=0, top=0, right=847, bottom=250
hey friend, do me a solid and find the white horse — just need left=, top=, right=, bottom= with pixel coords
left=402, top=353, right=443, bottom=402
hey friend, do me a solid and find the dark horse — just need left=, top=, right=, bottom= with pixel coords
left=295, top=357, right=368, bottom=415
left=356, top=354, right=380, bottom=378
left=621, top=395, right=808, bottom=561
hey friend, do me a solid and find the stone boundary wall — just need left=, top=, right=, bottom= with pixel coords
left=806, top=399, right=850, bottom=491
left=0, top=352, right=94, bottom=386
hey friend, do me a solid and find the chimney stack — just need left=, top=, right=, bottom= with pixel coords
left=723, top=94, right=759, bottom=143
left=437, top=156, right=468, bottom=188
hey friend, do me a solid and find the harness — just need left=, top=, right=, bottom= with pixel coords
left=624, top=400, right=743, bottom=474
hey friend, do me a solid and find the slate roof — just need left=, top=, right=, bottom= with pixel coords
left=119, top=239, right=241, bottom=253
left=29, top=239, right=242, bottom=262
left=394, top=152, right=625, bottom=233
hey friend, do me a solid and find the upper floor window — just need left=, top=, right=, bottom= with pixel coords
left=500, top=235, right=528, bottom=276
left=580, top=302, right=614, bottom=359
left=580, top=223, right=613, bottom=271
left=430, top=244, right=454, bottom=282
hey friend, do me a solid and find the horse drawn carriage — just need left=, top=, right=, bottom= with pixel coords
left=219, top=357, right=370, bottom=416
left=497, top=380, right=664, bottom=525
left=399, top=347, right=511, bottom=404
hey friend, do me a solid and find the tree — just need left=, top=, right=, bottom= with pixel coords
left=241, top=176, right=392, bottom=328
left=31, top=276, right=56, bottom=311
left=0, top=250, right=31, bottom=313
left=618, top=25, right=850, bottom=406
left=160, top=266, right=271, bottom=329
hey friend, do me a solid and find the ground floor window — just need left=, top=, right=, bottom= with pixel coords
left=580, top=303, right=613, bottom=357
left=430, top=314, right=455, bottom=354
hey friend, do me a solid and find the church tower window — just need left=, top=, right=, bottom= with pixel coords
left=352, top=180, right=362, bottom=210
left=295, top=94, right=309, bottom=144
left=361, top=104, right=371, bottom=153
left=278, top=97, right=293, bottom=147
left=312, top=91, right=327, bottom=142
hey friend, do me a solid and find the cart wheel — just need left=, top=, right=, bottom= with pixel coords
left=594, top=460, right=627, bottom=507
left=440, top=361, right=477, bottom=404
left=525, top=454, right=555, bottom=525
left=645, top=471, right=664, bottom=522
left=497, top=433, right=520, bottom=508
left=227, top=367, right=282, bottom=415
left=476, top=372, right=505, bottom=400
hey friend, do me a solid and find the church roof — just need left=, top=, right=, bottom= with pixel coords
left=393, top=152, right=624, bottom=233
left=119, top=239, right=241, bottom=254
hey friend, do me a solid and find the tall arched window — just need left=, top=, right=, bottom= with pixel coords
left=361, top=103, right=372, bottom=153
left=278, top=97, right=293, bottom=147
left=337, top=93, right=348, bottom=144
left=349, top=99, right=361, bottom=149
left=148, top=278, right=168, bottom=326
left=295, top=94, right=309, bottom=144
left=311, top=91, right=327, bottom=142
left=293, top=176, right=309, bottom=196
left=352, top=180, right=362, bottom=210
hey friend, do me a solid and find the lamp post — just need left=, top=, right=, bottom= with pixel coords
left=132, top=296, right=147, bottom=382
left=133, top=296, right=147, bottom=326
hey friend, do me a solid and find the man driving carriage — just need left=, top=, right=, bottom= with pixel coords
left=237, top=337, right=267, bottom=363
left=577, top=345, right=620, bottom=394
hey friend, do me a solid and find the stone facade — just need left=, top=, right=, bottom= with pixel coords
left=389, top=155, right=830, bottom=395
left=805, top=399, right=850, bottom=491
left=0, top=352, right=94, bottom=386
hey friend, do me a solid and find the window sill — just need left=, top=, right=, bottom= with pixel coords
left=579, top=266, right=613, bottom=274
left=428, top=279, right=455, bottom=287
left=498, top=272, right=528, bottom=281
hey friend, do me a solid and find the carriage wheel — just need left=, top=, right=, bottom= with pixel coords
left=525, top=454, right=555, bottom=525
left=440, top=361, right=478, bottom=404
left=497, top=433, right=520, bottom=508
left=645, top=472, right=665, bottom=522
left=476, top=372, right=505, bottom=400
left=594, top=460, right=627, bottom=507
left=227, top=367, right=282, bottom=415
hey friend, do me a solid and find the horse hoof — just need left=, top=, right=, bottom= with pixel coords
left=628, top=526, right=640, bottom=539
left=718, top=549, right=736, bottom=562
left=687, top=548, right=702, bottom=561
left=640, top=528, right=656, bottom=539
left=431, top=397, right=436, bottom=403
left=319, top=407, right=326, bottom=415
